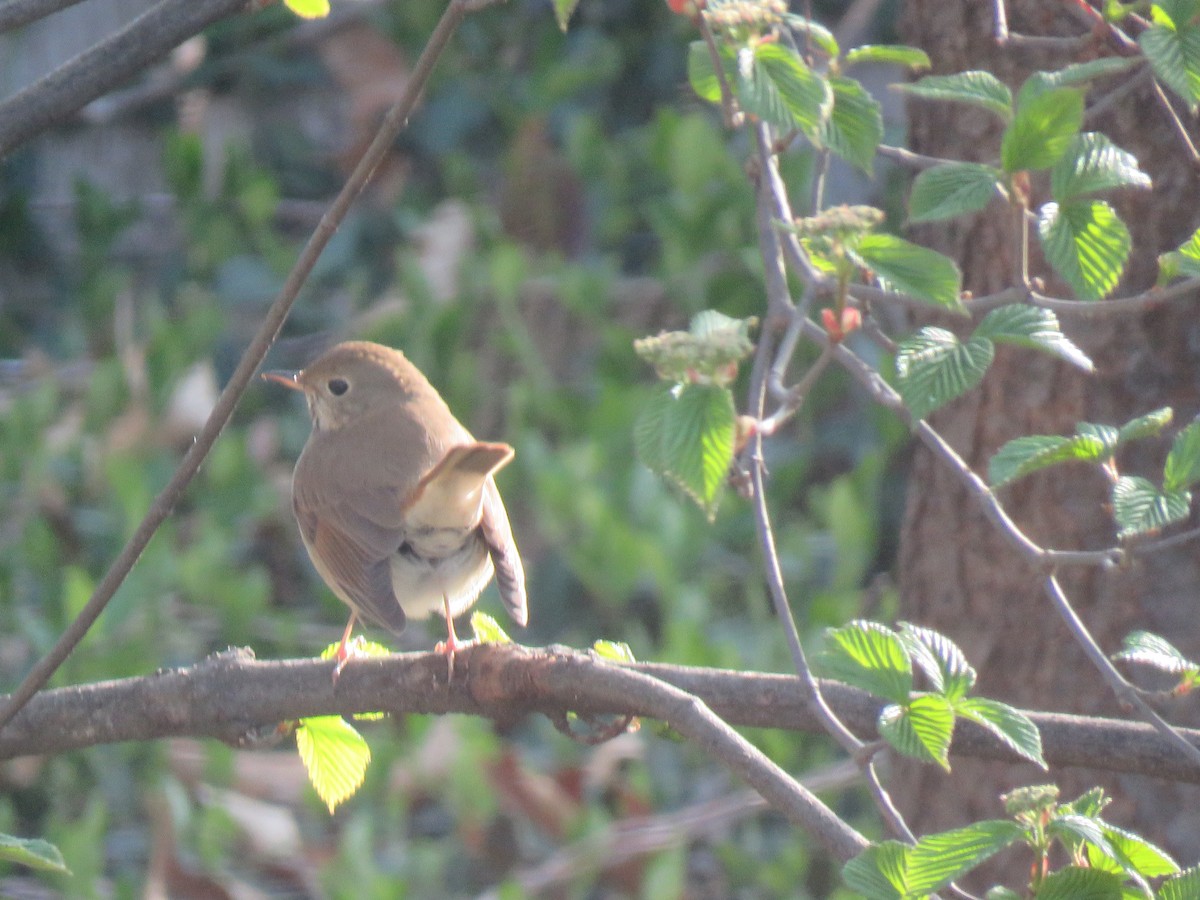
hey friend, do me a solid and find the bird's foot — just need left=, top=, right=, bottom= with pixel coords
left=434, top=634, right=477, bottom=681
left=332, top=634, right=368, bottom=683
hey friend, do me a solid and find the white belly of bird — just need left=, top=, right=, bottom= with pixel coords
left=389, top=531, right=494, bottom=621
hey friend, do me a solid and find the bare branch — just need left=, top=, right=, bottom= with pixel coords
left=0, top=0, right=248, bottom=157
left=6, top=646, right=1200, bottom=784
left=0, top=0, right=88, bottom=34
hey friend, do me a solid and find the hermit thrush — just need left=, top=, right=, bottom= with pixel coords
left=263, top=341, right=527, bottom=675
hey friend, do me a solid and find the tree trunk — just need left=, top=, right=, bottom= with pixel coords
left=895, top=0, right=1200, bottom=862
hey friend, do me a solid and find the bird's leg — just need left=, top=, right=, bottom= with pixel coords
left=434, top=593, right=474, bottom=680
left=332, top=613, right=359, bottom=682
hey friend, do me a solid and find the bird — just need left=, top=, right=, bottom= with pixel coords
left=262, top=341, right=527, bottom=677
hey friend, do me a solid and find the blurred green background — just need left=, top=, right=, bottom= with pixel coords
left=0, top=0, right=904, bottom=894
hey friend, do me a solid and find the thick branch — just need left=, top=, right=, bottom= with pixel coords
left=4, top=645, right=1199, bottom=787
left=0, top=0, right=248, bottom=157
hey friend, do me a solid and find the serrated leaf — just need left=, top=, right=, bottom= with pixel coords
left=552, top=0, right=579, bottom=30
left=898, top=622, right=976, bottom=700
left=842, top=842, right=910, bottom=899
left=819, top=620, right=913, bottom=702
left=687, top=41, right=735, bottom=104
left=593, top=639, right=637, bottom=663
left=1158, top=226, right=1200, bottom=283
left=844, top=44, right=931, bottom=70
left=1139, top=19, right=1200, bottom=110
left=297, top=716, right=371, bottom=814
left=974, top=304, right=1094, bottom=371
left=783, top=14, right=840, bottom=57
left=955, top=697, right=1047, bottom=768
left=1164, top=419, right=1200, bottom=491
left=470, top=611, right=512, bottom=644
left=1076, top=421, right=1122, bottom=454
left=878, top=694, right=955, bottom=769
left=895, top=328, right=993, bottom=421
left=634, top=384, right=735, bottom=520
left=819, top=75, right=883, bottom=173
left=319, top=639, right=391, bottom=661
left=856, top=233, right=963, bottom=309
left=1160, top=864, right=1200, bottom=900
left=0, top=834, right=70, bottom=874
left=1038, top=199, right=1131, bottom=300
left=988, top=434, right=1108, bottom=488
left=897, top=71, right=1013, bottom=120
left=1117, top=406, right=1174, bottom=444
left=906, top=821, right=1024, bottom=894
left=1113, top=630, right=1200, bottom=675
left=1035, top=865, right=1125, bottom=900
left=1029, top=56, right=1145, bottom=95
left=1095, top=824, right=1178, bottom=878
left=1001, top=87, right=1084, bottom=172
left=1051, top=132, right=1151, bottom=201
left=284, top=0, right=329, bottom=18
left=740, top=43, right=832, bottom=138
left=1112, top=475, right=1192, bottom=538
left=908, top=162, right=1002, bottom=223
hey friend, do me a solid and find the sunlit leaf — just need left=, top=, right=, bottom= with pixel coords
left=842, top=841, right=910, bottom=899
left=1037, top=200, right=1131, bottom=300
left=856, top=234, right=963, bottom=309
left=895, top=328, right=993, bottom=421
left=1117, top=406, right=1174, bottom=444
left=0, top=834, right=70, bottom=873
left=1001, top=87, right=1084, bottom=172
left=470, top=611, right=512, bottom=644
left=908, top=162, right=1002, bottom=223
left=552, top=0, right=580, bottom=31
left=1092, top=823, right=1178, bottom=878
left=1112, top=475, right=1192, bottom=538
left=1164, top=418, right=1200, bottom=491
left=896, top=71, right=1013, bottom=120
left=297, top=716, right=371, bottom=814
left=593, top=639, right=637, bottom=663
left=1051, top=132, right=1151, bottom=201
left=844, top=44, right=930, bottom=70
left=1113, top=630, right=1200, bottom=676
left=955, top=698, right=1046, bottom=768
left=988, top=433, right=1109, bottom=488
left=1034, top=865, right=1125, bottom=899
left=878, top=694, right=954, bottom=769
left=974, top=304, right=1093, bottom=371
left=819, top=620, right=913, bottom=703
left=741, top=43, right=833, bottom=138
left=898, top=622, right=975, bottom=700
left=687, top=41, right=735, bottom=104
left=283, top=0, right=329, bottom=18
left=1140, top=16, right=1200, bottom=110
left=820, top=75, right=883, bottom=173
left=1160, top=864, right=1200, bottom=900
left=907, top=821, right=1024, bottom=894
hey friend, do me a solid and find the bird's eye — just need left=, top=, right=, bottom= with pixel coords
left=328, top=378, right=349, bottom=396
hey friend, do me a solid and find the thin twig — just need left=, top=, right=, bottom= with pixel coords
left=0, top=0, right=486, bottom=735
left=1149, top=77, right=1200, bottom=166
left=1043, top=574, right=1200, bottom=770
left=0, top=0, right=87, bottom=34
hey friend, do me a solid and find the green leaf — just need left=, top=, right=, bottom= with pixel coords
left=1051, top=132, right=1152, bottom=201
left=878, top=694, right=955, bottom=769
left=687, top=41, right=734, bottom=104
left=740, top=43, right=833, bottom=139
left=842, top=841, right=910, bottom=899
left=1037, top=200, right=1131, bottom=300
left=819, top=620, right=913, bottom=703
left=1139, top=18, right=1200, bottom=110
left=593, top=639, right=637, bottom=663
left=283, top=0, right=329, bottom=18
left=898, top=623, right=976, bottom=700
left=1094, top=824, right=1178, bottom=878
left=820, top=75, right=883, bottom=173
left=297, top=716, right=372, bottom=814
left=1112, top=475, right=1192, bottom=538
left=1023, top=56, right=1145, bottom=98
left=1113, top=630, right=1200, bottom=676
left=974, top=304, right=1094, bottom=371
left=955, top=697, right=1047, bottom=768
left=1158, top=227, right=1200, bottom=282
left=552, top=0, right=580, bottom=30
left=1001, top=87, right=1084, bottom=172
left=856, top=233, right=963, bottom=309
left=1164, top=418, right=1200, bottom=491
left=988, top=433, right=1109, bottom=488
left=1117, top=406, right=1174, bottom=444
left=319, top=639, right=391, bottom=661
left=844, top=44, right=931, bottom=70
left=1035, top=865, right=1125, bottom=900
left=906, top=821, right=1025, bottom=894
left=1160, top=864, right=1200, bottom=900
left=894, top=328, right=993, bottom=421
left=783, top=15, right=840, bottom=57
left=470, top=611, right=512, bottom=644
left=633, top=384, right=736, bottom=520
left=896, top=71, right=1013, bottom=120
left=0, top=834, right=70, bottom=874
left=908, top=162, right=1003, bottom=223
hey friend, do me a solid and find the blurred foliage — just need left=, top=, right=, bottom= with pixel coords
left=0, top=0, right=902, bottom=894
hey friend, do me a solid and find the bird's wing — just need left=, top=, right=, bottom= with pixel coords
left=479, top=479, right=528, bottom=628
left=293, top=467, right=409, bottom=635
left=402, top=442, right=514, bottom=533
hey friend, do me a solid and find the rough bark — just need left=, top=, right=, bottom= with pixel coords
left=895, top=0, right=1200, bottom=861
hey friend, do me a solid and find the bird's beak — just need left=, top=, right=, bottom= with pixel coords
left=261, top=369, right=304, bottom=392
